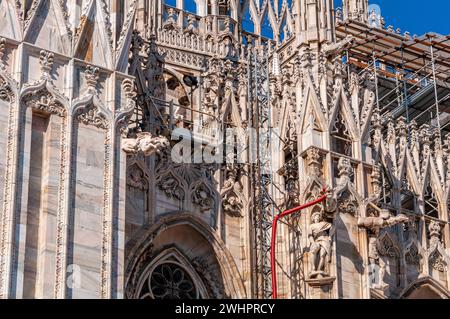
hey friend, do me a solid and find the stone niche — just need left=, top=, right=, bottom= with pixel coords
left=68, top=121, right=109, bottom=299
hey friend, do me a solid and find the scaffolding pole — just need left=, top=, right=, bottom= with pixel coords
left=430, top=40, right=442, bottom=142
left=248, top=43, right=277, bottom=299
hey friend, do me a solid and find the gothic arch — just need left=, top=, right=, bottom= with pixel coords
left=20, top=76, right=70, bottom=115
left=125, top=213, right=247, bottom=298
left=134, top=247, right=210, bottom=299
left=328, top=83, right=358, bottom=141
left=299, top=84, right=327, bottom=133
left=400, top=277, right=450, bottom=299
left=221, top=87, right=243, bottom=130
left=401, top=153, right=421, bottom=195
left=163, top=68, right=190, bottom=108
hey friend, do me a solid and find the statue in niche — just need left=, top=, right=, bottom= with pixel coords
left=122, top=132, right=170, bottom=157
left=358, top=209, right=409, bottom=289
left=309, top=210, right=334, bottom=279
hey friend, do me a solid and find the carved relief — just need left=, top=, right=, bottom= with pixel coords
left=22, top=89, right=66, bottom=116
left=427, top=221, right=448, bottom=273
left=191, top=182, right=214, bottom=212
left=405, top=243, right=421, bottom=268
left=127, top=164, right=149, bottom=191
left=157, top=171, right=185, bottom=200
left=429, top=250, right=447, bottom=273
left=39, top=50, right=54, bottom=76
left=76, top=103, right=109, bottom=130
left=0, top=76, right=13, bottom=102
left=221, top=165, right=244, bottom=218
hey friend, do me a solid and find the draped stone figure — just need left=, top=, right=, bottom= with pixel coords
left=309, top=211, right=334, bottom=278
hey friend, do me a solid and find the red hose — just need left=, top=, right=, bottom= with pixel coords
left=270, top=189, right=328, bottom=299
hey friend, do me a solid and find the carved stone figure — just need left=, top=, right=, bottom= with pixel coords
left=358, top=209, right=409, bottom=289
left=122, top=132, right=170, bottom=156
left=192, top=183, right=214, bottom=212
left=322, top=35, right=355, bottom=58
left=221, top=165, right=243, bottom=217
left=357, top=211, right=409, bottom=230
left=309, top=211, right=334, bottom=279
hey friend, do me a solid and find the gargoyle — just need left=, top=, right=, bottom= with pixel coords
left=122, top=132, right=170, bottom=156
left=322, top=35, right=355, bottom=58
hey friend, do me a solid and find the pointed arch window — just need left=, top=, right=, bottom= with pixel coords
left=139, top=263, right=200, bottom=299
left=424, top=180, right=439, bottom=219
left=380, top=165, right=393, bottom=206
left=400, top=173, right=417, bottom=214
left=136, top=248, right=209, bottom=299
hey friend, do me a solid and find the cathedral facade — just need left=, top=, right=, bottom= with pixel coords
left=0, top=0, right=449, bottom=299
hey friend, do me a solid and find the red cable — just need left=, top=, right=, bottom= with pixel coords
left=270, top=189, right=328, bottom=299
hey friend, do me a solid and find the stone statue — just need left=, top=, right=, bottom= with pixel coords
left=358, top=209, right=409, bottom=289
left=122, top=132, right=170, bottom=156
left=322, top=35, right=355, bottom=58
left=358, top=210, right=409, bottom=230
left=309, top=211, right=334, bottom=278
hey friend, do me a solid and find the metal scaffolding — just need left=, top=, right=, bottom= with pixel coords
left=336, top=20, right=450, bottom=136
left=248, top=43, right=279, bottom=299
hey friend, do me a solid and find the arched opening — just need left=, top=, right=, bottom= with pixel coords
left=406, top=286, right=443, bottom=299
left=136, top=248, right=209, bottom=299
left=400, top=277, right=450, bottom=299
left=331, top=112, right=353, bottom=157
left=125, top=215, right=246, bottom=299
left=424, top=179, right=439, bottom=218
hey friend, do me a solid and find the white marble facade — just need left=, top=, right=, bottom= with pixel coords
left=0, top=0, right=449, bottom=299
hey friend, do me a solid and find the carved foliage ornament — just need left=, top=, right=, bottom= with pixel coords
left=306, top=147, right=322, bottom=178
left=157, top=171, right=185, bottom=200
left=116, top=78, right=137, bottom=137
left=39, top=50, right=54, bottom=76
left=429, top=250, right=447, bottom=273
left=0, top=77, right=13, bottom=103
left=0, top=38, right=6, bottom=69
left=337, top=190, right=358, bottom=215
left=405, top=243, right=421, bottom=267
left=23, top=88, right=66, bottom=117
left=76, top=103, right=109, bottom=130
left=377, top=233, right=399, bottom=258
left=85, top=65, right=100, bottom=90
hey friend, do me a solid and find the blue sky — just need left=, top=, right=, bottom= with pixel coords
left=179, top=0, right=449, bottom=36
left=336, top=0, right=450, bottom=36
